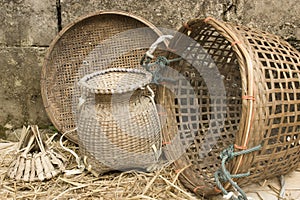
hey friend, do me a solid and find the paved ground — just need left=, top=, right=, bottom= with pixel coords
left=212, top=167, right=300, bottom=200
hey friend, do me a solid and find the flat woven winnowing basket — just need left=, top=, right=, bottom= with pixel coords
left=77, top=68, right=161, bottom=174
left=157, top=17, right=300, bottom=197
left=41, top=10, right=163, bottom=144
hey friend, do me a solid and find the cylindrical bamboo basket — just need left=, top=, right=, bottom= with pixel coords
left=157, top=17, right=300, bottom=197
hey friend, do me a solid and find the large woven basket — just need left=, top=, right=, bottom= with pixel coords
left=41, top=10, right=164, bottom=144
left=157, top=17, right=300, bottom=197
left=77, top=68, right=161, bottom=174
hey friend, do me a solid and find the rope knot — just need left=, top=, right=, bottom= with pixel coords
left=214, top=144, right=262, bottom=200
left=220, top=144, right=235, bottom=160
left=216, top=169, right=228, bottom=182
left=141, top=55, right=181, bottom=84
left=156, top=56, right=170, bottom=68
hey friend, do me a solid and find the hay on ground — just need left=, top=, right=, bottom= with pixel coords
left=0, top=132, right=199, bottom=200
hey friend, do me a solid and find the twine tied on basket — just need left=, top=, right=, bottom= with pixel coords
left=144, top=35, right=173, bottom=59
left=141, top=35, right=182, bottom=84
left=59, top=128, right=86, bottom=176
left=214, top=144, right=262, bottom=200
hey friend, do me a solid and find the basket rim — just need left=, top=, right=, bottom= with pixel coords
left=175, top=17, right=300, bottom=196
left=168, top=16, right=256, bottom=195
left=203, top=17, right=255, bottom=157
left=78, top=68, right=152, bottom=94
left=41, top=10, right=165, bottom=144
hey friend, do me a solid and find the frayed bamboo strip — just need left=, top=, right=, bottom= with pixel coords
left=21, top=135, right=35, bottom=156
left=31, top=126, right=45, bottom=153
left=7, top=159, right=17, bottom=179
left=35, top=154, right=45, bottom=181
left=49, top=150, right=65, bottom=171
left=7, top=126, right=66, bottom=182
left=41, top=153, right=52, bottom=179
left=47, top=152, right=59, bottom=177
left=30, top=155, right=36, bottom=182
left=44, top=154, right=57, bottom=177
left=23, top=154, right=31, bottom=182
left=15, top=157, right=25, bottom=181
left=10, top=156, right=20, bottom=179
left=17, top=126, right=29, bottom=150
left=52, top=150, right=67, bottom=162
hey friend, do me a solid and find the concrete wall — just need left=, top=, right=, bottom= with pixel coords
left=1, top=0, right=299, bottom=135
left=0, top=0, right=57, bottom=134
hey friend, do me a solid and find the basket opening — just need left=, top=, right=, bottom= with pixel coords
left=161, top=18, right=300, bottom=196
left=78, top=68, right=152, bottom=94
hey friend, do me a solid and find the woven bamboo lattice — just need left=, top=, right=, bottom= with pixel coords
left=156, top=17, right=300, bottom=197
left=41, top=11, right=163, bottom=144
left=77, top=68, right=161, bottom=174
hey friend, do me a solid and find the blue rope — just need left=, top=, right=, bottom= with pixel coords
left=215, top=144, right=262, bottom=200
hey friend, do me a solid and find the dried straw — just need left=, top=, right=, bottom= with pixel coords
left=0, top=131, right=200, bottom=200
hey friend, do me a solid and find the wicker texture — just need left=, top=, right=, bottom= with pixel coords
left=157, top=18, right=300, bottom=197
left=41, top=11, right=163, bottom=144
left=78, top=68, right=153, bottom=94
left=77, top=68, right=161, bottom=174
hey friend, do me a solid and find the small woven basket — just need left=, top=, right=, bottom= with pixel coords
left=157, top=17, right=300, bottom=197
left=77, top=68, right=161, bottom=174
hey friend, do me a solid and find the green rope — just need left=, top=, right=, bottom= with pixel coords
left=214, top=144, right=262, bottom=200
left=140, top=55, right=181, bottom=84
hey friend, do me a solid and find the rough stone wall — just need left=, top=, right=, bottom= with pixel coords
left=225, top=0, right=300, bottom=48
left=0, top=0, right=299, bottom=136
left=0, top=0, right=57, bottom=135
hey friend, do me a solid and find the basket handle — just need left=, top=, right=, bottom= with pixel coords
left=145, top=35, right=174, bottom=59
left=145, top=85, right=163, bottom=160
left=77, top=95, right=86, bottom=112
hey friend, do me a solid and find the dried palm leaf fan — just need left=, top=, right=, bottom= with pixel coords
left=41, top=10, right=164, bottom=144
left=157, top=17, right=300, bottom=198
left=7, top=125, right=66, bottom=182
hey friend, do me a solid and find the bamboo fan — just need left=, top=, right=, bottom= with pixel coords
left=41, top=11, right=164, bottom=144
left=7, top=125, right=66, bottom=182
